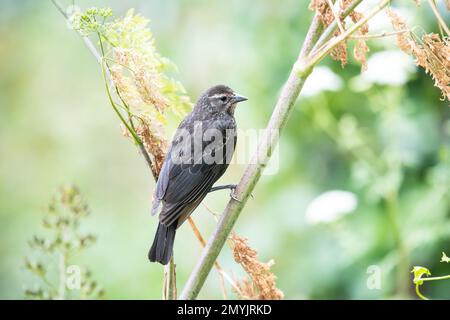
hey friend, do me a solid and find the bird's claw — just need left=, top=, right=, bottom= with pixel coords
left=229, top=185, right=254, bottom=202
left=230, top=188, right=241, bottom=202
left=208, top=183, right=253, bottom=202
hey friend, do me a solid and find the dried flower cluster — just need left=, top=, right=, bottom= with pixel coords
left=309, top=0, right=335, bottom=27
left=135, top=122, right=168, bottom=175
left=111, top=48, right=168, bottom=114
left=349, top=10, right=370, bottom=71
left=103, top=9, right=192, bottom=115
left=71, top=8, right=193, bottom=173
left=24, top=186, right=103, bottom=299
left=230, top=233, right=284, bottom=300
left=309, top=0, right=369, bottom=70
left=387, top=9, right=450, bottom=101
left=105, top=10, right=191, bottom=169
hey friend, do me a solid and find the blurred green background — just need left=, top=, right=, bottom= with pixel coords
left=0, top=0, right=449, bottom=299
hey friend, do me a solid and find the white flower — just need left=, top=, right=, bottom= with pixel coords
left=302, top=66, right=343, bottom=97
left=305, top=190, right=358, bottom=225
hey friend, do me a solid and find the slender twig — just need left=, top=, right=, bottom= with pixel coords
left=415, top=273, right=450, bottom=300
left=427, top=0, right=450, bottom=37
left=299, top=14, right=324, bottom=59
left=349, top=29, right=410, bottom=40
left=327, top=0, right=345, bottom=33
left=51, top=0, right=156, bottom=175
left=305, top=0, right=391, bottom=72
left=180, top=0, right=393, bottom=300
left=187, top=217, right=241, bottom=297
left=415, top=284, right=429, bottom=300
left=421, top=274, right=450, bottom=282
left=162, top=258, right=177, bottom=299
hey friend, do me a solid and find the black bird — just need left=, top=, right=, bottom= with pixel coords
left=149, top=85, right=247, bottom=265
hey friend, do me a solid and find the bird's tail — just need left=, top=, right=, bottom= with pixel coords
left=148, top=222, right=177, bottom=265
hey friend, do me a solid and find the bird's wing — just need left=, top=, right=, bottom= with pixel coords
left=153, top=120, right=236, bottom=226
left=159, top=163, right=221, bottom=226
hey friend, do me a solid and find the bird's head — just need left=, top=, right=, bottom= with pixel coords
left=197, top=85, right=247, bottom=116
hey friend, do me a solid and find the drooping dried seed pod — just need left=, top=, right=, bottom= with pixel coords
left=354, top=39, right=370, bottom=71
left=230, top=233, right=284, bottom=300
left=387, top=9, right=450, bottom=101
left=386, top=9, right=412, bottom=54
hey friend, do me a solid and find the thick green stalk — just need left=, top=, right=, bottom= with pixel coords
left=180, top=13, right=323, bottom=300
left=180, top=0, right=393, bottom=300
left=163, top=257, right=177, bottom=300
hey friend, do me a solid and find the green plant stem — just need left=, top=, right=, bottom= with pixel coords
left=98, top=36, right=174, bottom=298
left=51, top=0, right=67, bottom=18
left=100, top=62, right=139, bottom=144
left=421, top=274, right=450, bottom=282
left=180, top=0, right=393, bottom=300
left=415, top=273, right=450, bottom=300
left=415, top=284, right=429, bottom=300
left=163, top=258, right=177, bottom=300
left=51, top=0, right=158, bottom=176
left=427, top=0, right=450, bottom=37
left=180, top=12, right=323, bottom=300
left=96, top=32, right=158, bottom=180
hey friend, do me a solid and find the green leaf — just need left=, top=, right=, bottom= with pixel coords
left=411, top=266, right=431, bottom=285
left=441, top=252, right=450, bottom=263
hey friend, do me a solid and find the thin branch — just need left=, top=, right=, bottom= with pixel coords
left=162, top=258, right=177, bottom=299
left=180, top=0, right=393, bottom=300
left=349, top=29, right=410, bottom=40
left=305, top=0, right=391, bottom=72
left=327, top=0, right=345, bottom=33
left=51, top=0, right=156, bottom=176
left=299, top=14, right=324, bottom=60
left=51, top=0, right=67, bottom=18
left=427, top=0, right=450, bottom=37
left=420, top=274, right=450, bottom=282
left=415, top=283, right=429, bottom=300
left=187, top=217, right=241, bottom=297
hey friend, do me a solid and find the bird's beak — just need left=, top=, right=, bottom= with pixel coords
left=232, top=94, right=248, bottom=104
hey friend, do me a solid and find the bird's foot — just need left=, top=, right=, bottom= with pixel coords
left=209, top=184, right=253, bottom=202
left=209, top=184, right=237, bottom=193
left=229, top=185, right=241, bottom=202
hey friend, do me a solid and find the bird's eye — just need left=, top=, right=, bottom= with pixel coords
left=220, top=96, right=227, bottom=103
